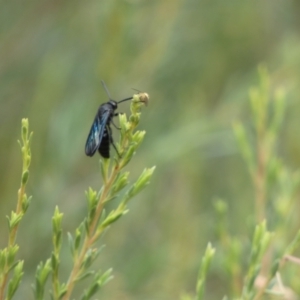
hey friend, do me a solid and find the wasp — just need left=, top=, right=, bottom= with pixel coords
left=85, top=81, right=132, bottom=158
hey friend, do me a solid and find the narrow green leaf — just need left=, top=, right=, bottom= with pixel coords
left=0, top=248, right=7, bottom=271
left=74, top=224, right=84, bottom=252
left=21, top=195, right=32, bottom=213
left=7, top=261, right=24, bottom=300
left=100, top=159, right=110, bottom=183
left=21, top=118, right=29, bottom=142
left=124, top=166, right=156, bottom=203
left=196, top=243, right=215, bottom=300
left=233, top=122, right=255, bottom=177
left=52, top=206, right=63, bottom=236
left=7, top=245, right=19, bottom=268
left=33, top=260, right=51, bottom=300
left=51, top=252, right=59, bottom=271
left=21, top=170, right=29, bottom=185
left=67, top=232, right=75, bottom=257
left=285, top=229, right=300, bottom=255
left=7, top=212, right=23, bottom=231
left=75, top=271, right=95, bottom=282
left=81, top=248, right=101, bottom=270
left=131, top=130, right=145, bottom=147
left=58, top=284, right=67, bottom=299
left=80, top=269, right=113, bottom=300
left=110, top=172, right=129, bottom=196
left=120, top=144, right=136, bottom=168
left=100, top=208, right=127, bottom=229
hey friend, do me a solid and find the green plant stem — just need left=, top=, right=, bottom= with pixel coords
left=10, top=186, right=25, bottom=246
left=0, top=275, right=7, bottom=300
left=62, top=163, right=120, bottom=300
left=61, top=94, right=149, bottom=300
left=254, top=114, right=271, bottom=282
left=253, top=255, right=297, bottom=299
left=220, top=233, right=241, bottom=295
left=0, top=171, right=27, bottom=300
left=254, top=129, right=267, bottom=223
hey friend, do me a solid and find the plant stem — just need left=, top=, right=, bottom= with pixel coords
left=0, top=277, right=7, bottom=300
left=0, top=170, right=27, bottom=300
left=254, top=124, right=267, bottom=223
left=61, top=94, right=149, bottom=300
left=10, top=186, right=25, bottom=246
left=62, top=163, right=120, bottom=300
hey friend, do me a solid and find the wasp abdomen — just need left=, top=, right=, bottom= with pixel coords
left=98, top=129, right=110, bottom=158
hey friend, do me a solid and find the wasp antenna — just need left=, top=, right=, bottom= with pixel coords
left=101, top=80, right=113, bottom=100
left=132, top=88, right=141, bottom=93
left=118, top=96, right=133, bottom=104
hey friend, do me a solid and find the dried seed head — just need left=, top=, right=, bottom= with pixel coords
left=138, top=93, right=149, bottom=106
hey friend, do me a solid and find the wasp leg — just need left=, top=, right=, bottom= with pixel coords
left=114, top=112, right=124, bottom=116
left=111, top=118, right=121, bottom=130
left=108, top=126, right=121, bottom=157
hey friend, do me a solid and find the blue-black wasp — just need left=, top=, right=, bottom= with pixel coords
left=85, top=81, right=132, bottom=158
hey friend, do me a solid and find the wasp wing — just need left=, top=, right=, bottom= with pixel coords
left=85, top=109, right=110, bottom=156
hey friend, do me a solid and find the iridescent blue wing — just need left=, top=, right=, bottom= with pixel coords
left=85, top=109, right=110, bottom=156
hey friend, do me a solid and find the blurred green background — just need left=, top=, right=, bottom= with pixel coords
left=1, top=0, right=300, bottom=299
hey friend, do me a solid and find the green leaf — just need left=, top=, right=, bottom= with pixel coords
left=285, top=229, right=300, bottom=255
left=270, top=258, right=280, bottom=278
left=7, top=261, right=24, bottom=300
left=21, top=170, right=29, bottom=185
left=7, top=212, right=23, bottom=231
left=67, top=232, right=75, bottom=258
left=33, top=260, right=52, bottom=300
left=74, top=223, right=84, bottom=252
left=7, top=245, right=19, bottom=268
left=131, top=130, right=145, bottom=146
left=124, top=166, right=156, bottom=203
left=51, top=252, right=59, bottom=272
left=84, top=217, right=90, bottom=235
left=120, top=144, right=136, bottom=168
left=52, top=206, right=63, bottom=236
left=81, top=248, right=101, bottom=270
left=75, top=271, right=95, bottom=282
left=99, top=208, right=127, bottom=229
left=196, top=243, right=215, bottom=300
left=80, top=269, right=113, bottom=300
left=21, top=118, right=29, bottom=143
left=0, top=248, right=7, bottom=271
left=110, top=172, right=129, bottom=196
left=86, top=188, right=98, bottom=225
left=52, top=207, right=63, bottom=253
left=100, top=159, right=110, bottom=183
left=58, top=284, right=67, bottom=299
left=21, top=195, right=32, bottom=213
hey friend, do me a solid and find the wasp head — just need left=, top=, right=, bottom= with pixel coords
left=108, top=100, right=118, bottom=109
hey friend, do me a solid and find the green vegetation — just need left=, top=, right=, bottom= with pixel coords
left=180, top=67, right=300, bottom=300
left=1, top=1, right=300, bottom=299
left=0, top=95, right=154, bottom=300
